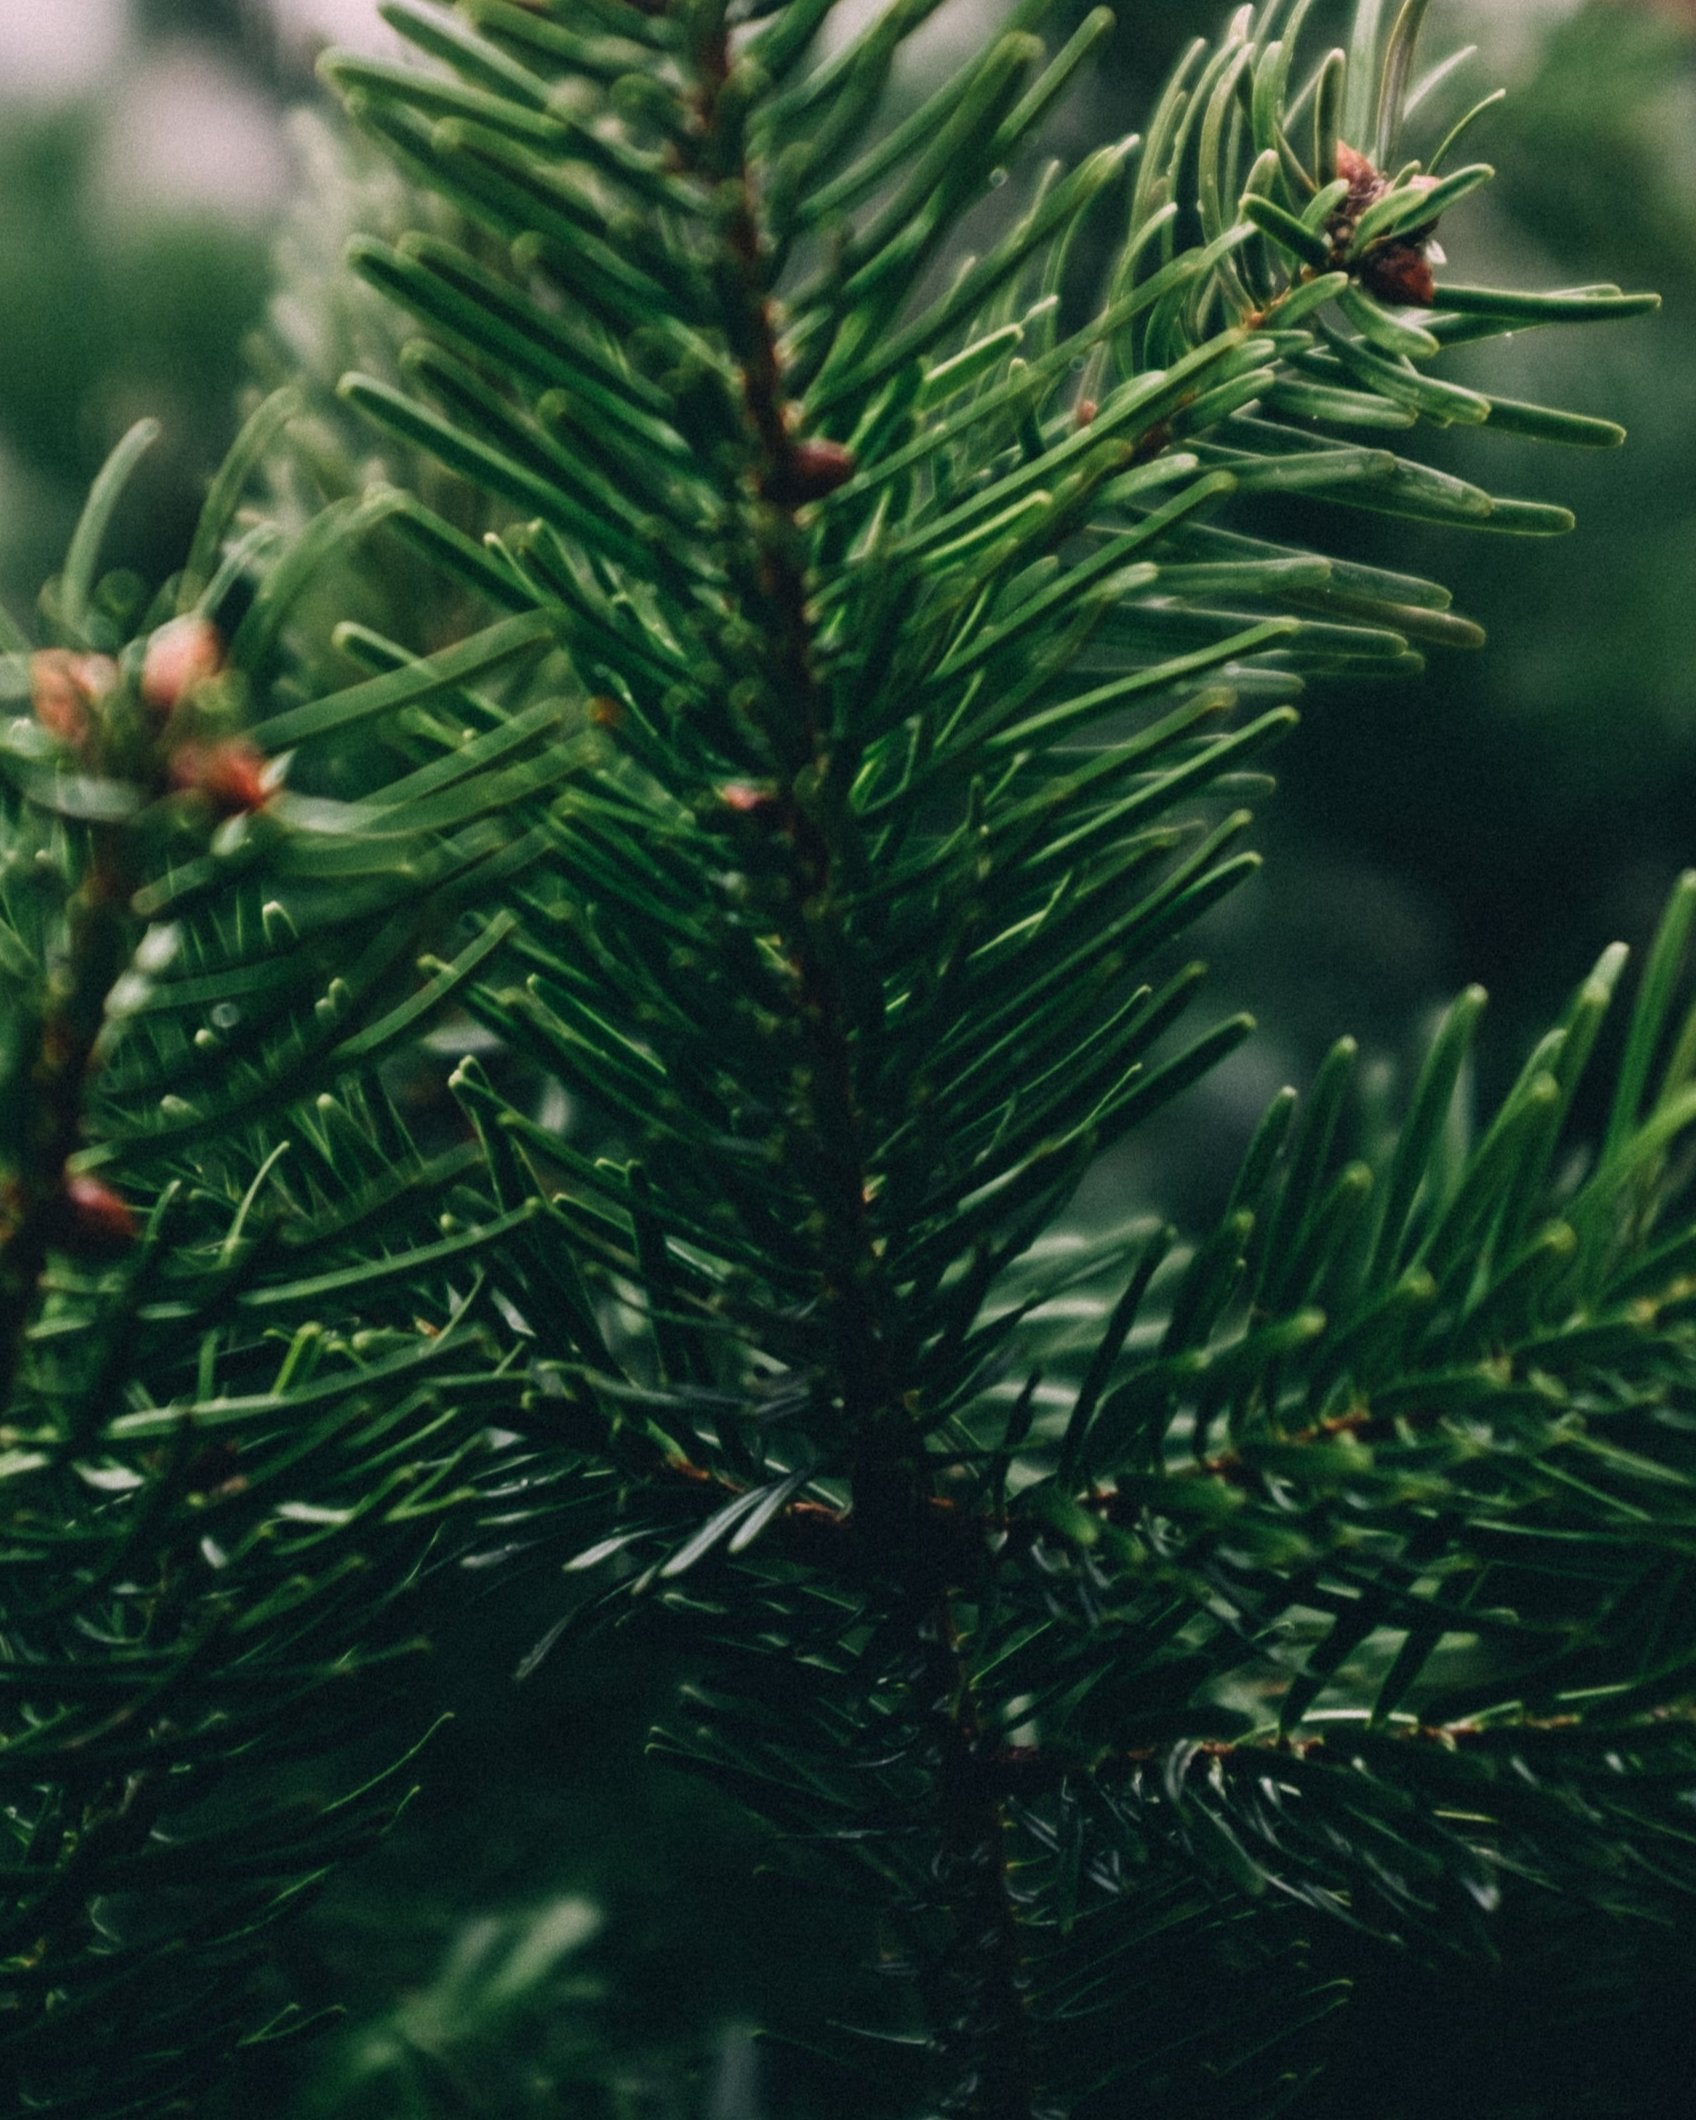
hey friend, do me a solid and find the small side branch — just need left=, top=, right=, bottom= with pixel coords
left=0, top=830, right=132, bottom=1406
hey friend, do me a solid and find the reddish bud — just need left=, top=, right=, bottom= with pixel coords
left=588, top=694, right=625, bottom=729
left=31, top=651, right=118, bottom=752
left=1075, top=398, right=1098, bottom=428
left=1334, top=140, right=1384, bottom=220
left=1329, top=146, right=1441, bottom=308
left=721, top=781, right=777, bottom=815
left=776, top=438, right=857, bottom=505
left=1360, top=242, right=1438, bottom=307
left=170, top=739, right=271, bottom=817
left=141, top=615, right=225, bottom=719
left=57, top=1174, right=137, bottom=1260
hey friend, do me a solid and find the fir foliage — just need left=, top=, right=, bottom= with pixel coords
left=0, top=427, right=561, bottom=2114
left=0, top=0, right=1687, bottom=2115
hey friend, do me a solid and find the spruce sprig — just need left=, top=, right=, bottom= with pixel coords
left=0, top=0, right=1682, bottom=2112
left=304, top=0, right=1677, bottom=2113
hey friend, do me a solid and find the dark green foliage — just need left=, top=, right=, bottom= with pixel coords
left=0, top=432, right=562, bottom=2113
left=0, top=0, right=1688, bottom=2115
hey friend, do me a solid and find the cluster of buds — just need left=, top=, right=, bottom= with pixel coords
left=1330, top=142, right=1440, bottom=307
left=12, top=611, right=289, bottom=1276
left=14, top=626, right=276, bottom=1277
left=30, top=614, right=272, bottom=820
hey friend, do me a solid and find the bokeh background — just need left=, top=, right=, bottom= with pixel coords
left=4, top=1, right=1694, bottom=2113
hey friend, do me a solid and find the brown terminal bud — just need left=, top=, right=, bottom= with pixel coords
left=170, top=739, right=271, bottom=817
left=31, top=651, right=118, bottom=752
left=721, top=781, right=778, bottom=816
left=1075, top=398, right=1098, bottom=428
left=774, top=438, right=857, bottom=505
left=1330, top=146, right=1441, bottom=308
left=141, top=615, right=225, bottom=720
left=1360, top=242, right=1437, bottom=307
left=56, top=1174, right=138, bottom=1260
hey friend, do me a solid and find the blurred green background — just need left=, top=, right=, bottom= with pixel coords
left=5, top=1, right=1693, bottom=2113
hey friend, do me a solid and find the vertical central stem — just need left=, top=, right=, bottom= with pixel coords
left=683, top=28, right=1045, bottom=2118
left=922, top=1601, right=1046, bottom=2119
left=696, top=26, right=898, bottom=1446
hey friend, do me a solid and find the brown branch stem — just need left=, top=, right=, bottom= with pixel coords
left=681, top=37, right=1044, bottom=2117
left=0, top=831, right=132, bottom=1409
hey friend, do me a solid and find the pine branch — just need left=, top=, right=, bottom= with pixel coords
left=297, top=0, right=1677, bottom=2107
